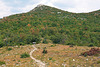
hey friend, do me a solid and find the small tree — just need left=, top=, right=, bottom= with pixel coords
left=42, top=47, right=47, bottom=54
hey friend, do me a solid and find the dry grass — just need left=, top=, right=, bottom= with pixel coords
left=0, top=45, right=38, bottom=67
left=33, top=43, right=100, bottom=67
left=0, top=44, right=100, bottom=67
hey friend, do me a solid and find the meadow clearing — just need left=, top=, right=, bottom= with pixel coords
left=33, top=43, right=100, bottom=67
left=0, top=44, right=100, bottom=67
left=0, top=45, right=38, bottom=67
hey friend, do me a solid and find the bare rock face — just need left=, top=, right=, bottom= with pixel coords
left=31, top=4, right=45, bottom=11
left=36, top=4, right=44, bottom=8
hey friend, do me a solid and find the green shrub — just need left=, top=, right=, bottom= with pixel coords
left=49, top=57, right=52, bottom=60
left=0, top=61, right=5, bottom=65
left=52, top=60, right=56, bottom=62
left=84, top=53, right=88, bottom=57
left=20, top=53, right=30, bottom=58
left=42, top=49, right=47, bottom=54
left=50, top=45, right=54, bottom=47
left=42, top=47, right=47, bottom=54
left=50, top=33, right=67, bottom=44
left=50, top=44, right=56, bottom=47
left=81, top=52, right=87, bottom=57
left=67, top=43, right=75, bottom=45
left=94, top=54, right=99, bottom=56
left=26, top=35, right=41, bottom=44
left=97, top=61, right=100, bottom=64
left=0, top=44, right=3, bottom=48
left=43, top=39, right=48, bottom=44
left=88, top=43, right=94, bottom=47
left=19, top=42, right=25, bottom=46
left=7, top=48, right=12, bottom=51
left=0, top=41, right=4, bottom=48
left=67, top=42, right=75, bottom=47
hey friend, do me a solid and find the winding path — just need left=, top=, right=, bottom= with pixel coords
left=30, top=45, right=46, bottom=67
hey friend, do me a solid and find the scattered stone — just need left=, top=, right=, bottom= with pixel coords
left=15, top=46, right=18, bottom=47
left=86, top=58, right=88, bottom=61
left=77, top=65, right=80, bottom=67
left=73, top=59, right=75, bottom=61
left=62, top=63, right=66, bottom=67
left=57, top=12, right=61, bottom=14
left=1, top=64, right=6, bottom=67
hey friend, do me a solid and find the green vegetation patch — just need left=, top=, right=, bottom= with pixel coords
left=0, top=5, right=100, bottom=47
left=20, top=53, right=30, bottom=58
left=7, top=48, right=12, bottom=51
left=97, top=60, right=100, bottom=64
left=0, top=61, right=5, bottom=65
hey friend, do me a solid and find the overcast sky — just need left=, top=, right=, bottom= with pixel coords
left=0, top=0, right=100, bottom=18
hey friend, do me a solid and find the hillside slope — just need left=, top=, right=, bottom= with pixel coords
left=0, top=5, right=100, bottom=47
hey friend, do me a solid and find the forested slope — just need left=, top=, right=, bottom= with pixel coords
left=0, top=5, right=100, bottom=47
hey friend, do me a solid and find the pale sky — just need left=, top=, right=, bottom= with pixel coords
left=0, top=0, right=100, bottom=18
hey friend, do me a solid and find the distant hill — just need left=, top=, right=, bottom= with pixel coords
left=0, top=4, right=100, bottom=47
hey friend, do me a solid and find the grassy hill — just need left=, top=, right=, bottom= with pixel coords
left=0, top=4, right=100, bottom=47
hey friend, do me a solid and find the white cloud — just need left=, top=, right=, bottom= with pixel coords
left=0, top=0, right=100, bottom=18
left=67, top=0, right=100, bottom=13
left=17, top=0, right=56, bottom=13
left=0, top=0, right=13, bottom=18
left=46, top=0, right=100, bottom=13
left=18, top=4, right=37, bottom=13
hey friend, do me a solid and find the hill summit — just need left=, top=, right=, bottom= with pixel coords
left=30, top=4, right=64, bottom=13
left=31, top=4, right=45, bottom=11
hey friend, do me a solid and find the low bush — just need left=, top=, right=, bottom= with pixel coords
left=0, top=44, right=3, bottom=48
left=20, top=53, right=30, bottom=58
left=67, top=43, right=75, bottom=45
left=88, top=43, right=94, bottom=47
left=81, top=48, right=100, bottom=56
left=42, top=49, right=47, bottom=54
left=69, top=45, right=74, bottom=47
left=50, top=45, right=54, bottom=47
left=83, top=53, right=88, bottom=57
left=42, top=47, right=47, bottom=54
left=0, top=42, right=4, bottom=48
left=50, top=33, right=67, bottom=44
left=26, top=35, right=41, bottom=44
left=7, top=48, right=12, bottom=51
left=0, top=61, right=5, bottom=65
left=43, top=39, right=48, bottom=44
left=50, top=44, right=56, bottom=47
left=49, top=57, right=52, bottom=60
left=97, top=60, right=100, bottom=64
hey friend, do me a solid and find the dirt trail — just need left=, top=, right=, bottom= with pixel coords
left=30, top=45, right=46, bottom=67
